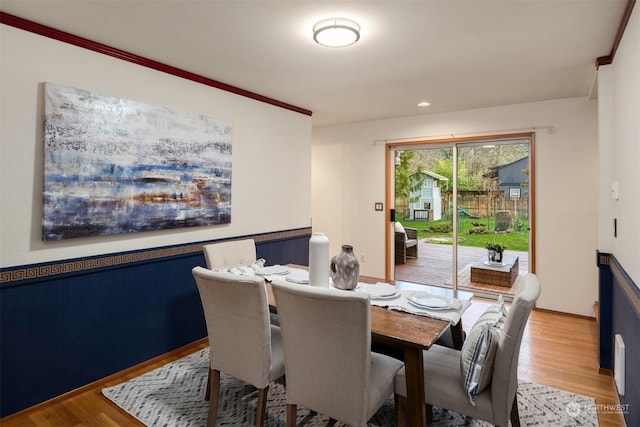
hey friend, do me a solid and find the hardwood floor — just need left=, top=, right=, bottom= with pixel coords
left=2, top=302, right=624, bottom=427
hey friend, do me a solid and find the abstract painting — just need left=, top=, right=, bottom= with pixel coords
left=43, top=83, right=232, bottom=240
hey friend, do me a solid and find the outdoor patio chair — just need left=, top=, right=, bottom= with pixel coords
left=395, top=222, right=419, bottom=264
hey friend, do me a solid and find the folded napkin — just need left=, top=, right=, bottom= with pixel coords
left=255, top=264, right=291, bottom=276
left=283, top=268, right=310, bottom=284
left=366, top=284, right=470, bottom=325
left=211, top=258, right=266, bottom=276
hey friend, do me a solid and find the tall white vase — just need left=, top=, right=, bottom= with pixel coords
left=309, top=232, right=330, bottom=287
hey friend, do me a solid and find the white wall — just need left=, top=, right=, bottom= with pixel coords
left=313, top=97, right=599, bottom=316
left=598, top=6, right=640, bottom=288
left=0, top=25, right=312, bottom=267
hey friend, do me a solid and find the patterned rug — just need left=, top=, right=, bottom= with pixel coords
left=102, top=348, right=598, bottom=426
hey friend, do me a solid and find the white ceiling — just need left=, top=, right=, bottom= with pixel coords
left=0, top=0, right=628, bottom=127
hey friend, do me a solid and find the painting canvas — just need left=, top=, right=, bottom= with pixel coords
left=43, top=83, right=232, bottom=241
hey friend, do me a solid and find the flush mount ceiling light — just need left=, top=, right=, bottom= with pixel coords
left=313, top=18, right=360, bottom=47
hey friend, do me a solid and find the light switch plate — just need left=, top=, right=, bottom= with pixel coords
left=611, top=182, right=619, bottom=200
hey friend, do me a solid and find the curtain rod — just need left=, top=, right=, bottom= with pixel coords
left=371, top=125, right=557, bottom=146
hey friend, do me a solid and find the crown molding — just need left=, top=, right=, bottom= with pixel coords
left=0, top=12, right=312, bottom=117
left=596, top=0, right=636, bottom=68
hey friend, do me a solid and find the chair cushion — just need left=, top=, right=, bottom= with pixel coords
left=460, top=296, right=507, bottom=405
left=395, top=221, right=406, bottom=236
left=472, top=295, right=507, bottom=328
left=395, top=345, right=495, bottom=420
left=405, top=239, right=418, bottom=248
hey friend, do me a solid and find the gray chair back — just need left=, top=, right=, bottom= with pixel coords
left=192, top=266, right=278, bottom=388
left=272, top=280, right=403, bottom=426
left=203, top=238, right=256, bottom=269
left=491, top=273, right=541, bottom=425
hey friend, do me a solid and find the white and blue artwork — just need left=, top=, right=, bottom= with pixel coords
left=43, top=83, right=232, bottom=240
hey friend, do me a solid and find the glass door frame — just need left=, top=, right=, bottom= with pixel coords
left=384, top=132, right=536, bottom=293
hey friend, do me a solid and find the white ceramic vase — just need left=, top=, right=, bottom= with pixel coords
left=309, top=232, right=330, bottom=287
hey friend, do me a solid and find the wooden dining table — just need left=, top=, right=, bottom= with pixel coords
left=265, top=270, right=471, bottom=427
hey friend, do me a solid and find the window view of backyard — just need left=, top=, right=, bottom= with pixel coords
left=394, top=141, right=531, bottom=297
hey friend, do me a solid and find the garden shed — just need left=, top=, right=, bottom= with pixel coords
left=408, top=171, right=448, bottom=221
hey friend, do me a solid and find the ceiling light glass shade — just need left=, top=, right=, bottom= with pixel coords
left=313, top=18, right=360, bottom=47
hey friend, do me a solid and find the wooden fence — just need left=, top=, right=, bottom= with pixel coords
left=451, top=193, right=529, bottom=219
left=397, top=192, right=529, bottom=221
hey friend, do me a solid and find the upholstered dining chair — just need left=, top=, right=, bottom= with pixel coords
left=192, top=266, right=285, bottom=427
left=202, top=238, right=257, bottom=269
left=394, top=273, right=541, bottom=427
left=203, top=237, right=280, bottom=327
left=271, top=280, right=405, bottom=427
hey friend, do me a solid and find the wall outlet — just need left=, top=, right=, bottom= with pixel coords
left=360, top=253, right=366, bottom=262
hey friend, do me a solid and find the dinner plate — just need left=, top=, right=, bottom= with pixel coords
left=255, top=265, right=291, bottom=276
left=408, top=293, right=450, bottom=309
left=369, top=291, right=401, bottom=300
left=407, top=299, right=454, bottom=311
left=357, top=284, right=398, bottom=298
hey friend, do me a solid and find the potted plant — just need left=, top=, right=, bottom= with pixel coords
left=486, top=242, right=507, bottom=263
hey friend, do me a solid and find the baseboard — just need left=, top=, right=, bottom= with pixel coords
left=598, top=367, right=613, bottom=376
left=533, top=306, right=597, bottom=321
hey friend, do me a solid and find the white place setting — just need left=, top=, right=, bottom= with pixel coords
left=265, top=269, right=470, bottom=325
left=356, top=282, right=471, bottom=324
left=254, top=264, right=291, bottom=277
left=355, top=283, right=401, bottom=299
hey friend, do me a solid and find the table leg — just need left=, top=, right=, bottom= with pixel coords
left=450, top=321, right=465, bottom=350
left=403, top=346, right=426, bottom=426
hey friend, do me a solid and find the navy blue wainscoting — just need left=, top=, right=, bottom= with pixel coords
left=599, top=252, right=639, bottom=427
left=609, top=256, right=639, bottom=427
left=0, top=228, right=311, bottom=417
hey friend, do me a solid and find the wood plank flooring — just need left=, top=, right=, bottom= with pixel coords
left=2, top=303, right=623, bottom=427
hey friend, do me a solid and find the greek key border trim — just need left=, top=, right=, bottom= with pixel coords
left=1, top=227, right=311, bottom=284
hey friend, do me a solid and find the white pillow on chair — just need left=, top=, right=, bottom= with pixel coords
left=395, top=221, right=407, bottom=237
left=210, top=259, right=266, bottom=276
left=460, top=296, right=507, bottom=405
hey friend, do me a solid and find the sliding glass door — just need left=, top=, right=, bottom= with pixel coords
left=391, top=135, right=533, bottom=298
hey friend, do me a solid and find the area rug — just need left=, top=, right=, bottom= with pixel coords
left=102, top=348, right=598, bottom=426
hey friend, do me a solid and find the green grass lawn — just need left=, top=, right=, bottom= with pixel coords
left=398, top=216, right=529, bottom=252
